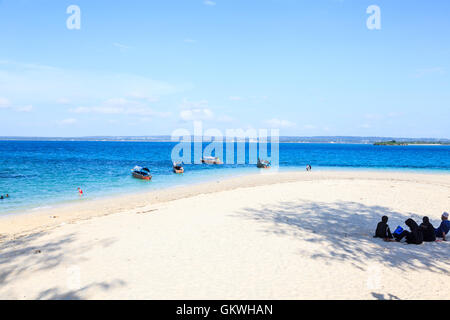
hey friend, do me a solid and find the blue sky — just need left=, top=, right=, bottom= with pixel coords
left=0, top=0, right=449, bottom=138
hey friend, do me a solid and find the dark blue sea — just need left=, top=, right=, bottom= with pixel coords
left=1, top=141, right=449, bottom=214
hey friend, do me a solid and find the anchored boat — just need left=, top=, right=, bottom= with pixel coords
left=131, top=166, right=152, bottom=180
left=202, top=156, right=223, bottom=165
left=257, top=158, right=271, bottom=169
left=173, top=162, right=184, bottom=174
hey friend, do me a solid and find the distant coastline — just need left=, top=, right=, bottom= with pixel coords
left=1, top=136, right=449, bottom=145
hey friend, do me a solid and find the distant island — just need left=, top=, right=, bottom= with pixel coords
left=374, top=140, right=450, bottom=146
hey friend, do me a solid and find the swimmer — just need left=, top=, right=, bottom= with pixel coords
left=77, top=187, right=83, bottom=196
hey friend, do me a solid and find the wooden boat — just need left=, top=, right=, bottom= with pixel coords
left=131, top=166, right=152, bottom=180
left=173, top=162, right=184, bottom=174
left=202, top=156, right=223, bottom=165
left=257, top=158, right=271, bottom=169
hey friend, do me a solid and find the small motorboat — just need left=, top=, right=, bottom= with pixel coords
left=173, top=162, right=184, bottom=174
left=131, top=166, right=152, bottom=180
left=257, top=158, right=271, bottom=169
left=202, top=156, right=223, bottom=165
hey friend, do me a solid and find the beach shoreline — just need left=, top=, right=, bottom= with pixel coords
left=2, top=166, right=449, bottom=218
left=1, top=169, right=449, bottom=238
left=1, top=170, right=449, bottom=300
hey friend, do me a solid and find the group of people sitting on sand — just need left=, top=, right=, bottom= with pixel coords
left=374, top=212, right=449, bottom=244
left=0, top=194, right=9, bottom=200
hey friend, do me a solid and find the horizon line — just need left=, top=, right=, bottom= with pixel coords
left=0, top=135, right=449, bottom=141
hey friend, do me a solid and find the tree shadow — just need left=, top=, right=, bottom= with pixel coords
left=236, top=200, right=449, bottom=274
left=371, top=292, right=401, bottom=300
left=0, top=232, right=75, bottom=286
left=0, top=230, right=123, bottom=299
left=36, top=279, right=126, bottom=300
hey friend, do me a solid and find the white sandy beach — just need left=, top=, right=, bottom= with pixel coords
left=0, top=170, right=449, bottom=300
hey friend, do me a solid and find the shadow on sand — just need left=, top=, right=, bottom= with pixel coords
left=371, top=292, right=401, bottom=300
left=237, top=200, right=449, bottom=274
left=0, top=231, right=125, bottom=299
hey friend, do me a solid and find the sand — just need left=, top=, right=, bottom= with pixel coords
left=0, top=170, right=449, bottom=300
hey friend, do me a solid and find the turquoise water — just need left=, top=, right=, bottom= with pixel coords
left=0, top=141, right=449, bottom=214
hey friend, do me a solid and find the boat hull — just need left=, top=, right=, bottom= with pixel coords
left=132, top=172, right=152, bottom=180
left=257, top=160, right=271, bottom=169
left=202, top=159, right=223, bottom=165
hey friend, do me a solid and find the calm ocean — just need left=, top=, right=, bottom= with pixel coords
left=1, top=141, right=449, bottom=214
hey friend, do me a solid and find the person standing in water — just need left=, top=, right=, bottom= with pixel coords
left=77, top=187, right=84, bottom=196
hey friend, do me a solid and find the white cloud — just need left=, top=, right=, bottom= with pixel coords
left=15, top=105, right=33, bottom=112
left=56, top=98, right=71, bottom=104
left=179, top=99, right=215, bottom=121
left=364, top=113, right=383, bottom=120
left=127, top=91, right=159, bottom=103
left=180, top=99, right=209, bottom=109
left=180, top=108, right=214, bottom=121
left=250, top=95, right=269, bottom=101
left=217, top=115, right=234, bottom=123
left=364, top=112, right=402, bottom=121
left=70, top=98, right=171, bottom=118
left=265, top=118, right=296, bottom=128
left=229, top=96, right=242, bottom=101
left=387, top=112, right=402, bottom=118
left=0, top=97, right=33, bottom=112
left=59, top=118, right=77, bottom=125
left=178, top=99, right=235, bottom=123
left=70, top=106, right=91, bottom=113
left=183, top=38, right=197, bottom=43
left=113, top=42, right=132, bottom=50
left=204, top=0, right=216, bottom=6
left=0, top=60, right=183, bottom=105
left=0, top=97, right=10, bottom=108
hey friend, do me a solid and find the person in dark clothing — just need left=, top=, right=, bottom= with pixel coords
left=394, top=218, right=423, bottom=244
left=420, top=217, right=436, bottom=242
left=374, top=216, right=393, bottom=240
